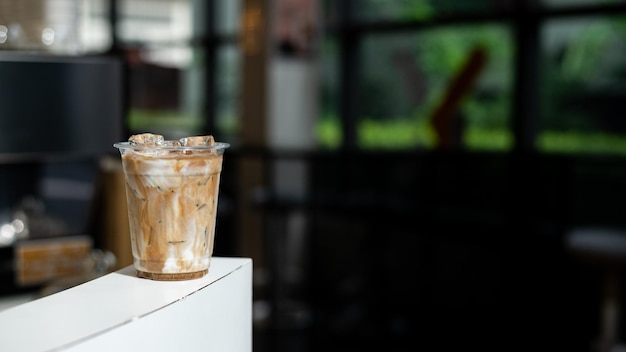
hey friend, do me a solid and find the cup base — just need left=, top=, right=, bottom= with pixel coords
left=136, top=269, right=208, bottom=281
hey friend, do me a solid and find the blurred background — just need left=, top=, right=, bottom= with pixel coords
left=3, top=0, right=626, bottom=351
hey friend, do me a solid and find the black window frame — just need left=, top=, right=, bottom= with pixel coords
left=327, top=0, right=626, bottom=153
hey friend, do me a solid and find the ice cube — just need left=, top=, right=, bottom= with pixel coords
left=179, top=135, right=215, bottom=147
left=161, top=140, right=182, bottom=147
left=129, top=133, right=165, bottom=146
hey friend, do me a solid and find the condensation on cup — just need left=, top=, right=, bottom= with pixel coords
left=114, top=133, right=230, bottom=281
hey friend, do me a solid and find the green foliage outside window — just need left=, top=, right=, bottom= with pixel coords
left=318, top=1, right=626, bottom=156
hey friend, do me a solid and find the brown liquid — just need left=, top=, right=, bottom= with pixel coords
left=120, top=150, right=223, bottom=279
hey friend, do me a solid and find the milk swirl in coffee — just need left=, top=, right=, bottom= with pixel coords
left=115, top=133, right=228, bottom=280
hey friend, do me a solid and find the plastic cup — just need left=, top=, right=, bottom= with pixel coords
left=113, top=138, right=229, bottom=280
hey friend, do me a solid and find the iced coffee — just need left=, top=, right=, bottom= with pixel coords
left=114, top=133, right=229, bottom=280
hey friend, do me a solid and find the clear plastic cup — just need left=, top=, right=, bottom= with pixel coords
left=113, top=136, right=229, bottom=280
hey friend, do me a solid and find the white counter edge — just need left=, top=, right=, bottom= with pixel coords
left=0, top=256, right=253, bottom=352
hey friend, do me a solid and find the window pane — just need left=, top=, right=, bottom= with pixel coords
left=318, top=36, right=342, bottom=149
left=538, top=16, right=626, bottom=155
left=353, top=0, right=514, bottom=22
left=215, top=0, right=242, bottom=36
left=81, top=0, right=112, bottom=52
left=541, top=0, right=626, bottom=8
left=118, top=0, right=194, bottom=43
left=215, top=44, right=241, bottom=145
left=357, top=24, right=513, bottom=150
left=125, top=45, right=206, bottom=139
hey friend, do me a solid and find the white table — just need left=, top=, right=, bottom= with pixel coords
left=0, top=257, right=253, bottom=352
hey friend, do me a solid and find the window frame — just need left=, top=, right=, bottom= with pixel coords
left=107, top=0, right=626, bottom=152
left=327, top=0, right=626, bottom=152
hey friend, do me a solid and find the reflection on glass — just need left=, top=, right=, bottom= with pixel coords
left=354, top=25, right=513, bottom=150
left=539, top=16, right=626, bottom=155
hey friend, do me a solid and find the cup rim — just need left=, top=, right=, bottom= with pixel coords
left=113, top=141, right=230, bottom=151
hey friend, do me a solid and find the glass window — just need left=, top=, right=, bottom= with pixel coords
left=318, top=36, right=342, bottom=149
left=118, top=0, right=243, bottom=140
left=355, top=24, right=513, bottom=150
left=215, top=44, right=241, bottom=145
left=80, top=0, right=112, bottom=53
left=212, top=0, right=243, bottom=145
left=118, top=0, right=194, bottom=43
left=215, top=0, right=242, bottom=36
left=352, top=0, right=514, bottom=22
left=118, top=0, right=209, bottom=139
left=124, top=45, right=206, bottom=139
left=541, top=0, right=626, bottom=8
left=538, top=15, right=626, bottom=155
